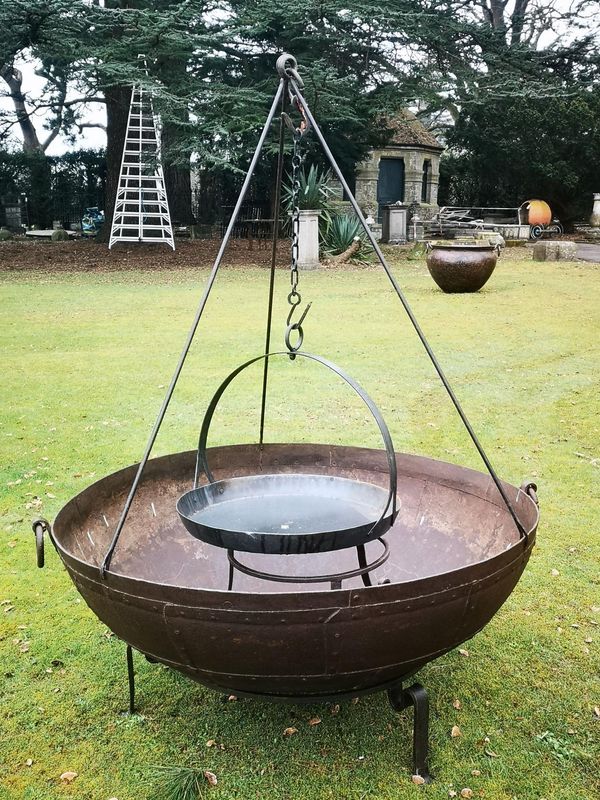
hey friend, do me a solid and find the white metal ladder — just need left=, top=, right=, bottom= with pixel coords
left=109, top=81, right=175, bottom=250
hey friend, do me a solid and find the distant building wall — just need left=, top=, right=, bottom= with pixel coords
left=355, top=146, right=442, bottom=221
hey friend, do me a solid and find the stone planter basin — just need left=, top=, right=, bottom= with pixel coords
left=426, top=242, right=500, bottom=293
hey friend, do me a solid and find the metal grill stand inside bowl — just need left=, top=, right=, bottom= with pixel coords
left=34, top=54, right=539, bottom=786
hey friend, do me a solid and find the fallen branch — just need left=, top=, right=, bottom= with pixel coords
left=333, top=236, right=361, bottom=265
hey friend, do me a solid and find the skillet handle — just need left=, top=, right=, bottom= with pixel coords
left=194, top=350, right=397, bottom=523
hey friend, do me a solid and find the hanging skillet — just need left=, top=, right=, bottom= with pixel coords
left=177, top=351, right=398, bottom=554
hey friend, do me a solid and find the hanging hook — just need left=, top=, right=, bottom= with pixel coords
left=276, top=53, right=304, bottom=89
left=285, top=300, right=312, bottom=359
left=277, top=54, right=311, bottom=138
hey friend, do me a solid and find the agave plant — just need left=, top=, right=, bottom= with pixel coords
left=282, top=164, right=334, bottom=227
left=321, top=213, right=373, bottom=259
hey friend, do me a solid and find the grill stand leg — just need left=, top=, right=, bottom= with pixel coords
left=388, top=682, right=432, bottom=783
left=126, top=644, right=135, bottom=714
left=227, top=551, right=235, bottom=591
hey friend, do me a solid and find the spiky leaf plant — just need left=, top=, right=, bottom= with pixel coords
left=282, top=164, right=334, bottom=230
left=321, top=213, right=373, bottom=259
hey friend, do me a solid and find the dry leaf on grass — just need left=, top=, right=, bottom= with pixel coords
left=308, top=717, right=321, bottom=726
left=59, top=771, right=78, bottom=783
left=411, top=774, right=426, bottom=785
left=331, top=704, right=340, bottom=715
left=449, top=791, right=457, bottom=798
left=204, top=770, right=218, bottom=786
left=453, top=699, right=461, bottom=710
left=460, top=789, right=473, bottom=798
left=484, top=749, right=499, bottom=758
left=25, top=759, right=33, bottom=767
left=471, top=769, right=481, bottom=776
left=283, top=727, right=298, bottom=737
left=551, top=569, right=560, bottom=577
left=593, top=706, right=600, bottom=718
left=451, top=725, right=462, bottom=738
left=458, top=648, right=469, bottom=657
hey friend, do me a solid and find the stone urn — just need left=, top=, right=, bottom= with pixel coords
left=425, top=242, right=500, bottom=293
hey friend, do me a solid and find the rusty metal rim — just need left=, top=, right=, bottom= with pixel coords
left=428, top=244, right=498, bottom=251
left=50, top=446, right=538, bottom=599
left=52, top=445, right=540, bottom=529
left=50, top=522, right=535, bottom=605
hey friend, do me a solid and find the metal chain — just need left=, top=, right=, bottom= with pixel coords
left=285, top=113, right=313, bottom=358
left=288, top=131, right=302, bottom=313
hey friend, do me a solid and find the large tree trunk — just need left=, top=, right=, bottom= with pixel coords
left=157, top=49, right=194, bottom=226
left=161, top=122, right=194, bottom=226
left=97, top=84, right=130, bottom=244
left=26, top=153, right=53, bottom=228
left=1, top=65, right=53, bottom=227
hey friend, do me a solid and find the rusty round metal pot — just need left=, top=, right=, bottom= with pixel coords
left=48, top=443, right=538, bottom=700
left=426, top=243, right=499, bottom=293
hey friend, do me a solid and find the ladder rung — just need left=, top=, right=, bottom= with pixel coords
left=110, top=237, right=174, bottom=243
left=113, top=222, right=171, bottom=228
left=114, top=214, right=170, bottom=220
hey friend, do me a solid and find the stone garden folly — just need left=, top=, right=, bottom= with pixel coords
left=355, top=110, right=444, bottom=222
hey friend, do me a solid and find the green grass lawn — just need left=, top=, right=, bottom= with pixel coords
left=1, top=250, right=599, bottom=800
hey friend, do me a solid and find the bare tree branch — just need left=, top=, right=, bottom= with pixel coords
left=0, top=64, right=42, bottom=151
left=76, top=121, right=106, bottom=132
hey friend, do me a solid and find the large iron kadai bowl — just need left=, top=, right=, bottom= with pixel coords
left=426, top=242, right=500, bottom=293
left=49, top=443, right=538, bottom=700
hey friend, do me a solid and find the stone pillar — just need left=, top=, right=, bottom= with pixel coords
left=403, top=152, right=422, bottom=205
left=429, top=153, right=440, bottom=207
left=355, top=151, right=379, bottom=219
left=298, top=210, right=320, bottom=270
left=590, top=193, right=600, bottom=227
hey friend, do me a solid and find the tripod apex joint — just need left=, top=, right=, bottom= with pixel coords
left=276, top=52, right=304, bottom=89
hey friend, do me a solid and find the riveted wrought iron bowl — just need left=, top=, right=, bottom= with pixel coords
left=49, top=443, right=538, bottom=700
left=426, top=242, right=499, bottom=293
